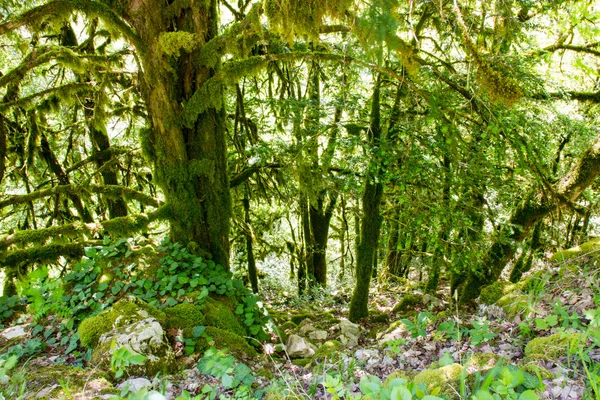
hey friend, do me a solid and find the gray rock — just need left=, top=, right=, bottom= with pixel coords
left=117, top=377, right=152, bottom=391
left=339, top=333, right=358, bottom=348
left=1, top=325, right=28, bottom=340
left=286, top=334, right=315, bottom=358
left=354, top=349, right=381, bottom=363
left=340, top=319, right=361, bottom=337
left=308, top=330, right=328, bottom=341
left=299, top=324, right=316, bottom=336
left=91, top=317, right=177, bottom=377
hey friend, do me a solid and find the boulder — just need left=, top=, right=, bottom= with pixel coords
left=299, top=324, right=317, bottom=336
left=308, top=330, right=328, bottom=341
left=286, top=334, right=315, bottom=358
left=339, top=319, right=361, bottom=337
left=117, top=377, right=152, bottom=392
left=354, top=349, right=381, bottom=364
left=339, top=333, right=358, bottom=348
left=90, top=317, right=177, bottom=378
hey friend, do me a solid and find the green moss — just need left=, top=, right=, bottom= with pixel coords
left=525, top=333, right=585, bottom=361
left=78, top=297, right=166, bottom=348
left=291, top=312, right=314, bottom=325
left=550, top=238, right=600, bottom=263
left=383, top=370, right=412, bottom=387
left=22, top=364, right=114, bottom=398
left=392, top=294, right=424, bottom=314
left=312, top=340, right=343, bottom=362
left=466, top=352, right=505, bottom=370
left=203, top=297, right=247, bottom=337
left=496, top=292, right=528, bottom=319
left=256, top=368, right=274, bottom=379
left=165, top=302, right=205, bottom=336
left=371, top=312, right=390, bottom=323
left=196, top=326, right=257, bottom=358
left=291, top=358, right=312, bottom=367
left=479, top=281, right=514, bottom=305
left=157, top=31, right=197, bottom=56
left=412, top=364, right=464, bottom=394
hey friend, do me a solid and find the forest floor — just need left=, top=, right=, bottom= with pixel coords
left=0, top=252, right=599, bottom=399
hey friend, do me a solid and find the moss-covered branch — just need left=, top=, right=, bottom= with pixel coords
left=0, top=83, right=92, bottom=112
left=0, top=184, right=162, bottom=210
left=0, top=206, right=169, bottom=258
left=0, top=0, right=148, bottom=61
left=0, top=243, right=86, bottom=267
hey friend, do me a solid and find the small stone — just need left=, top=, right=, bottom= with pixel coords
left=340, top=319, right=361, bottom=337
left=1, top=325, right=28, bottom=340
left=308, top=330, right=328, bottom=341
left=117, top=377, right=152, bottom=392
left=286, top=334, right=315, bottom=358
left=299, top=324, right=316, bottom=336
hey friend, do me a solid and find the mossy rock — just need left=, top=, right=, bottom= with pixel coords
left=550, top=237, right=600, bottom=263
left=78, top=296, right=166, bottom=348
left=525, top=332, right=585, bottom=361
left=203, top=296, right=247, bottom=337
left=371, top=311, right=390, bottom=323
left=393, top=294, right=424, bottom=314
left=496, top=292, right=528, bottom=319
left=290, top=312, right=314, bottom=325
left=479, top=281, right=514, bottom=305
left=195, top=326, right=257, bottom=358
left=466, top=352, right=506, bottom=370
left=291, top=357, right=312, bottom=367
left=165, top=302, right=205, bottom=336
left=21, top=364, right=114, bottom=399
left=519, top=362, right=555, bottom=380
left=311, top=340, right=344, bottom=363
left=412, top=364, right=464, bottom=395
left=383, top=370, right=411, bottom=387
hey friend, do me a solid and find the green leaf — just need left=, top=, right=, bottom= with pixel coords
left=473, top=390, right=495, bottom=400
left=193, top=326, right=206, bottom=338
left=518, top=390, right=539, bottom=400
left=390, top=385, right=411, bottom=400
left=129, top=354, right=147, bottom=365
left=98, top=282, right=108, bottom=291
left=221, top=374, right=234, bottom=389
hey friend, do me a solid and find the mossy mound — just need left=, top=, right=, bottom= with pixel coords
left=383, top=370, right=413, bottom=386
left=290, top=312, right=314, bottom=325
left=165, top=302, right=205, bottom=336
left=291, top=358, right=311, bottom=367
left=466, top=352, right=505, bottom=370
left=550, top=237, right=600, bottom=263
left=78, top=297, right=166, bottom=348
left=312, top=340, right=343, bottom=363
left=496, top=292, right=528, bottom=319
left=196, top=326, right=257, bottom=358
left=525, top=332, right=585, bottom=361
left=412, top=364, right=464, bottom=395
left=23, top=364, right=114, bottom=399
left=393, top=294, right=424, bottom=314
left=371, top=311, right=390, bottom=323
left=203, top=296, right=247, bottom=337
left=479, top=281, right=514, bottom=305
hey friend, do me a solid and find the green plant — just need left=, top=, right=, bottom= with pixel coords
left=437, top=319, right=462, bottom=342
left=533, top=314, right=558, bottom=331
left=355, top=375, right=444, bottom=399
left=385, top=338, right=407, bottom=355
left=110, top=343, right=147, bottom=379
left=471, top=364, right=543, bottom=400
left=552, top=299, right=583, bottom=330
left=468, top=318, right=497, bottom=346
left=401, top=312, right=434, bottom=339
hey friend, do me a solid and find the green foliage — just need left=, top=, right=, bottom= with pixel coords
left=468, top=318, right=498, bottom=347
left=110, top=343, right=147, bottom=379
left=401, top=312, right=434, bottom=339
left=471, top=365, right=543, bottom=400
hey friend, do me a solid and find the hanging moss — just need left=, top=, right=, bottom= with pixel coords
left=475, top=61, right=523, bottom=107
left=157, top=31, right=197, bottom=57
left=181, top=79, right=223, bottom=128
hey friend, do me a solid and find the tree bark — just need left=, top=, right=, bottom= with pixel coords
left=349, top=75, right=383, bottom=322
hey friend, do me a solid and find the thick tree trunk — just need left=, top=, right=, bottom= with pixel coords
left=459, top=134, right=600, bottom=303
left=349, top=76, right=383, bottom=322
left=120, top=0, right=231, bottom=267
left=310, top=195, right=336, bottom=286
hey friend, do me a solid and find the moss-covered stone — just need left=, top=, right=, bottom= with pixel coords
left=393, top=294, right=424, bottom=314
left=371, top=311, right=390, bottom=323
left=78, top=297, right=166, bottom=348
left=165, top=302, right=205, bottom=336
left=203, top=296, right=247, bottom=337
left=20, top=364, right=114, bottom=399
left=312, top=340, right=344, bottom=363
left=196, top=326, right=257, bottom=358
left=412, top=364, right=464, bottom=394
left=525, top=333, right=585, bottom=361
left=383, top=370, right=412, bottom=387
left=291, top=358, right=312, bottom=367
left=466, top=352, right=505, bottom=370
left=291, top=312, right=314, bottom=325
left=479, top=281, right=514, bottom=305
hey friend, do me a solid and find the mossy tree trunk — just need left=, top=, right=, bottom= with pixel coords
left=114, top=0, right=231, bottom=267
left=349, top=75, right=383, bottom=322
left=459, top=134, right=600, bottom=303
left=242, top=183, right=258, bottom=293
